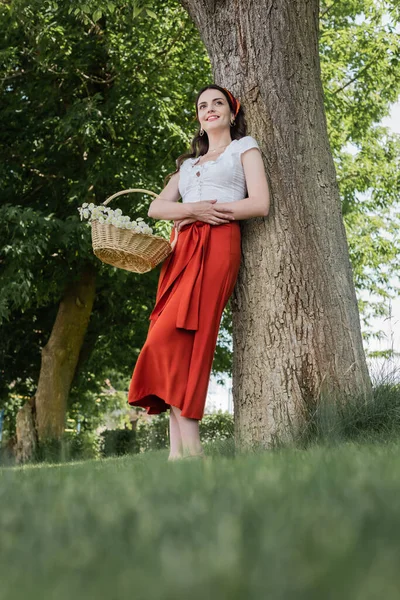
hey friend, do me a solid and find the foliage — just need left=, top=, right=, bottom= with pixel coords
left=199, top=410, right=234, bottom=443
left=292, top=361, right=400, bottom=448
left=0, top=0, right=212, bottom=419
left=0, top=408, right=235, bottom=462
left=28, top=430, right=102, bottom=464
left=319, top=0, right=400, bottom=344
left=135, top=411, right=170, bottom=452
left=62, top=409, right=235, bottom=458
left=100, top=427, right=139, bottom=456
left=134, top=409, right=234, bottom=453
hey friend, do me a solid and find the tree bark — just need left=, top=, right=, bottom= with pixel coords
left=179, top=0, right=373, bottom=448
left=34, top=266, right=96, bottom=442
left=15, top=397, right=37, bottom=464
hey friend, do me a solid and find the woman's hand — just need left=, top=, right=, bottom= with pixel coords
left=174, top=217, right=197, bottom=232
left=173, top=201, right=235, bottom=231
left=189, top=199, right=235, bottom=226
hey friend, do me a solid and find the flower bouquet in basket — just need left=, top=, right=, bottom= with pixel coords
left=78, top=188, right=178, bottom=274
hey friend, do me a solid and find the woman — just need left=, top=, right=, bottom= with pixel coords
left=128, top=84, right=270, bottom=460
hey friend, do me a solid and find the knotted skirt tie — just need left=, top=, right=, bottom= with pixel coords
left=149, top=221, right=211, bottom=332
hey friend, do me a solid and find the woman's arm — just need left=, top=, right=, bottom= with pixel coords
left=147, top=172, right=193, bottom=220
left=148, top=170, right=235, bottom=224
left=216, top=148, right=270, bottom=220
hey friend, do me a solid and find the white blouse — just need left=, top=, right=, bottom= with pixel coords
left=178, top=135, right=260, bottom=204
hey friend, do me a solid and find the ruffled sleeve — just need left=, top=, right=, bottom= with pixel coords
left=233, top=135, right=261, bottom=157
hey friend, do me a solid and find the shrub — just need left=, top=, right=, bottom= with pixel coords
left=133, top=410, right=234, bottom=453
left=100, top=428, right=139, bottom=457
left=34, top=431, right=102, bottom=463
left=293, top=369, right=400, bottom=448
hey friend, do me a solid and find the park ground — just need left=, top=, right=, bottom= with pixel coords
left=2, top=435, right=400, bottom=599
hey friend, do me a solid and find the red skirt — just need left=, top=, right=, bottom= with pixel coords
left=127, top=220, right=241, bottom=420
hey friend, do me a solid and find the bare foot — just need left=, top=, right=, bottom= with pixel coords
left=167, top=454, right=183, bottom=462
left=182, top=450, right=206, bottom=460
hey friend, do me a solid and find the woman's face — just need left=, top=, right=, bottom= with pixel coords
left=197, top=89, right=232, bottom=134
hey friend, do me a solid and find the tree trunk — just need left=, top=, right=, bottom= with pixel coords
left=179, top=0, right=373, bottom=448
left=35, top=266, right=96, bottom=442
left=15, top=397, right=37, bottom=464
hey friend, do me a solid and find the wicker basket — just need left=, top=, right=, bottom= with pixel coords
left=91, top=188, right=178, bottom=274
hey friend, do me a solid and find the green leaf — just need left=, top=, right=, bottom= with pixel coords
left=145, top=9, right=158, bottom=19
left=92, top=9, right=102, bottom=22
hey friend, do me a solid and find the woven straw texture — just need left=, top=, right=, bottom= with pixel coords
left=90, top=188, right=177, bottom=274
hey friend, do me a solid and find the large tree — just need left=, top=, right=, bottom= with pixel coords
left=1, top=0, right=399, bottom=453
left=179, top=0, right=400, bottom=448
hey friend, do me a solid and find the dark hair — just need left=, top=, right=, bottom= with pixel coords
left=163, top=84, right=248, bottom=188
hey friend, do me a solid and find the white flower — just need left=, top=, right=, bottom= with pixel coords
left=91, top=209, right=101, bottom=220
left=78, top=201, right=153, bottom=234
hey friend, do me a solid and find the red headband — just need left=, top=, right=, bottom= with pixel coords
left=222, top=88, right=241, bottom=117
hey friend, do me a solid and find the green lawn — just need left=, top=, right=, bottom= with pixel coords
left=2, top=438, right=400, bottom=599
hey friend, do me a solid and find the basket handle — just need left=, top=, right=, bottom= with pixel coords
left=103, top=188, right=159, bottom=204
left=103, top=188, right=178, bottom=250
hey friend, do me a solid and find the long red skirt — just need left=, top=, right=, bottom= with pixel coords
left=127, top=220, right=241, bottom=420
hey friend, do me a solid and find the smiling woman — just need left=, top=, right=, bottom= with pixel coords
left=127, top=84, right=270, bottom=461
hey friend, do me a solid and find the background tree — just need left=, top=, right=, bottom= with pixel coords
left=319, top=1, right=400, bottom=344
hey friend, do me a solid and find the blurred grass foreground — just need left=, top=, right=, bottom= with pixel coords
left=1, top=366, right=400, bottom=600
left=2, top=439, right=400, bottom=599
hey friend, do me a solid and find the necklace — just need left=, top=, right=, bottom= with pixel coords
left=192, top=140, right=232, bottom=170
left=208, top=143, right=230, bottom=154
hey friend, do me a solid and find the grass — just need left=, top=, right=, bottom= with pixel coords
left=2, top=435, right=400, bottom=599
left=293, top=376, right=400, bottom=449
left=1, top=363, right=400, bottom=599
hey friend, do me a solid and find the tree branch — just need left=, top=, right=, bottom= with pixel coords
left=332, top=49, right=385, bottom=96
left=320, top=1, right=337, bottom=18
left=76, top=69, right=118, bottom=85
